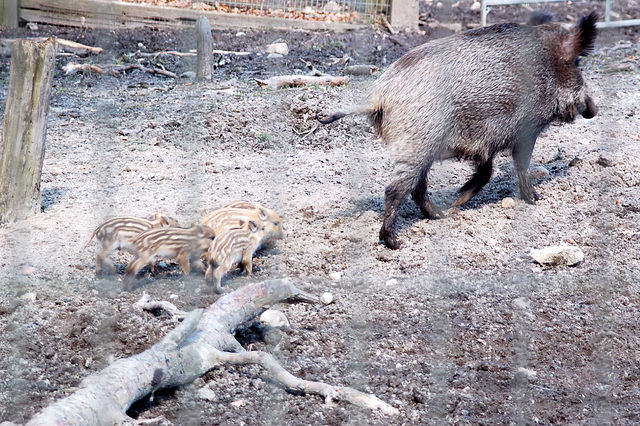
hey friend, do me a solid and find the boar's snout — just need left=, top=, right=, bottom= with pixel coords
left=581, top=95, right=597, bottom=119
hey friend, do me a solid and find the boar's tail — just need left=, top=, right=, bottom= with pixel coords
left=317, top=103, right=375, bottom=124
left=85, top=228, right=98, bottom=248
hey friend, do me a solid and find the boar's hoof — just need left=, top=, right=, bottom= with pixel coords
left=379, top=228, right=400, bottom=250
left=521, top=188, right=541, bottom=204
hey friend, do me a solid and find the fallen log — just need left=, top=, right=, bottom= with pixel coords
left=256, top=74, right=349, bottom=90
left=27, top=279, right=397, bottom=425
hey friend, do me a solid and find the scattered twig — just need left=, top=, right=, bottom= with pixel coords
left=134, top=292, right=189, bottom=320
left=293, top=124, right=319, bottom=139
left=387, top=35, right=411, bottom=50
left=380, top=14, right=397, bottom=35
left=63, top=62, right=177, bottom=78
left=255, top=75, right=349, bottom=90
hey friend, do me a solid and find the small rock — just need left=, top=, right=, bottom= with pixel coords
left=568, top=157, right=582, bottom=167
left=21, top=266, right=36, bottom=275
left=320, top=292, right=334, bottom=305
left=198, top=386, right=217, bottom=402
left=597, top=156, right=614, bottom=167
left=512, top=297, right=530, bottom=310
left=180, top=71, right=196, bottom=79
left=50, top=166, right=63, bottom=176
left=385, top=278, right=398, bottom=286
left=20, top=292, right=37, bottom=302
left=266, top=42, right=288, bottom=56
left=501, top=197, right=515, bottom=209
left=235, top=31, right=246, bottom=36
left=470, top=1, right=481, bottom=10
left=259, top=309, right=290, bottom=329
left=231, top=399, right=246, bottom=408
left=530, top=245, right=584, bottom=266
left=267, top=53, right=284, bottom=60
left=515, top=367, right=537, bottom=382
left=84, top=357, right=93, bottom=368
left=530, top=166, right=550, bottom=179
left=329, top=271, right=342, bottom=281
left=26, top=22, right=38, bottom=30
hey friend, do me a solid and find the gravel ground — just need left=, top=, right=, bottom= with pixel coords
left=1, top=5, right=639, bottom=425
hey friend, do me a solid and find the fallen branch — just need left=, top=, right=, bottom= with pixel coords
left=380, top=14, right=397, bottom=35
left=134, top=292, right=189, bottom=320
left=26, top=279, right=395, bottom=425
left=255, top=75, right=349, bottom=90
left=63, top=62, right=177, bottom=78
left=0, top=38, right=103, bottom=56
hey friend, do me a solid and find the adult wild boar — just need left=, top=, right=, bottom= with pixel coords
left=320, top=12, right=598, bottom=249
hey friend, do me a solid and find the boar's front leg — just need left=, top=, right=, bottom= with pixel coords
left=512, top=135, right=540, bottom=204
left=452, top=159, right=494, bottom=207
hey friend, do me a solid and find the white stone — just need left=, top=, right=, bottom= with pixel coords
left=266, top=42, right=289, bottom=56
left=501, top=197, right=515, bottom=209
left=260, top=309, right=290, bottom=329
left=20, top=292, right=37, bottom=302
left=386, top=278, right=398, bottom=286
left=530, top=245, right=584, bottom=266
left=516, top=367, right=537, bottom=381
left=198, top=386, right=217, bottom=401
left=329, top=271, right=342, bottom=281
left=50, top=166, right=63, bottom=176
left=267, top=53, right=284, bottom=60
left=231, top=399, right=246, bottom=408
left=320, top=292, right=334, bottom=305
left=470, top=1, right=481, bottom=10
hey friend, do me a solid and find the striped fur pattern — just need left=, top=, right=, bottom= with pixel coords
left=205, top=220, right=265, bottom=293
left=124, top=224, right=215, bottom=291
left=87, top=213, right=179, bottom=275
left=201, top=202, right=285, bottom=247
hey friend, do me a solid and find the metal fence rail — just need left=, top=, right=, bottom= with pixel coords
left=481, top=0, right=640, bottom=28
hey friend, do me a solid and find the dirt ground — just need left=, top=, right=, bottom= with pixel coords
left=1, top=3, right=640, bottom=425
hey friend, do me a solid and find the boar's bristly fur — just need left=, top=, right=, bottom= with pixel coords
left=319, top=12, right=599, bottom=249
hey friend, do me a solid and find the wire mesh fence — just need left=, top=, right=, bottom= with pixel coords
left=200, top=0, right=390, bottom=23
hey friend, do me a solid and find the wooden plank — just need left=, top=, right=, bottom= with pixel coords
left=1, top=0, right=20, bottom=27
left=0, top=37, right=57, bottom=223
left=19, top=0, right=363, bottom=32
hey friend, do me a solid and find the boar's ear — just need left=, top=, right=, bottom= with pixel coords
left=258, top=207, right=268, bottom=220
left=248, top=220, right=258, bottom=232
left=527, top=11, right=553, bottom=26
left=565, top=12, right=598, bottom=58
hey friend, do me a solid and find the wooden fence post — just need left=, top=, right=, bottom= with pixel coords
left=195, top=15, right=214, bottom=81
left=0, top=37, right=57, bottom=224
left=390, top=0, right=419, bottom=32
left=1, top=0, right=20, bottom=28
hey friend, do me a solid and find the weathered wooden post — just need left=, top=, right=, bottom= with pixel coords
left=1, top=0, right=20, bottom=28
left=0, top=37, right=57, bottom=223
left=195, top=15, right=214, bottom=81
left=390, top=0, right=419, bottom=32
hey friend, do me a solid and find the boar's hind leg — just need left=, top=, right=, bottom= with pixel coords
left=512, top=136, right=540, bottom=204
left=452, top=159, right=493, bottom=207
left=411, top=169, right=444, bottom=219
left=380, top=164, right=422, bottom=250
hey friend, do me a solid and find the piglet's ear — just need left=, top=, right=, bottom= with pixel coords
left=248, top=220, right=258, bottom=232
left=258, top=207, right=268, bottom=220
left=566, top=12, right=598, bottom=58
